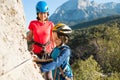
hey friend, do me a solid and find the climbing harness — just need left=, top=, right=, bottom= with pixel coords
left=59, top=67, right=71, bottom=80
left=53, top=67, right=72, bottom=80
left=34, top=40, right=50, bottom=54
left=33, top=40, right=51, bottom=59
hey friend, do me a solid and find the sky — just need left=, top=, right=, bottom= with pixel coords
left=22, top=0, right=120, bottom=28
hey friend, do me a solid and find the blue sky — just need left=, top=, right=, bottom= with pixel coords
left=22, top=0, right=120, bottom=28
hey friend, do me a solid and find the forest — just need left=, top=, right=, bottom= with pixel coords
left=68, top=15, right=120, bottom=80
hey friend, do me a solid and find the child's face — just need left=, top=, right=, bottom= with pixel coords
left=53, top=32, right=62, bottom=47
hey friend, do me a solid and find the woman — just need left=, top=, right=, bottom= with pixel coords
left=27, top=1, right=55, bottom=58
left=37, top=23, right=73, bottom=80
left=26, top=1, right=55, bottom=80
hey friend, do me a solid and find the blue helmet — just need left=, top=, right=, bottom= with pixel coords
left=36, top=1, right=49, bottom=13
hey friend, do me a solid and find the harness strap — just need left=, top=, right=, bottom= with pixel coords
left=34, top=41, right=50, bottom=47
left=54, top=67, right=71, bottom=80
left=53, top=68, right=57, bottom=80
left=58, top=74, right=60, bottom=80
left=59, top=67, right=71, bottom=80
left=34, top=40, right=51, bottom=54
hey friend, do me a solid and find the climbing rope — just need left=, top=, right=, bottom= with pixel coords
left=0, top=58, right=31, bottom=77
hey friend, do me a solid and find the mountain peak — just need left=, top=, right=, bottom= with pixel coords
left=69, top=0, right=91, bottom=9
left=50, top=0, right=120, bottom=26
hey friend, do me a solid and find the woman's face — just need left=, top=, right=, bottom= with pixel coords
left=38, top=12, right=48, bottom=22
left=53, top=32, right=62, bottom=47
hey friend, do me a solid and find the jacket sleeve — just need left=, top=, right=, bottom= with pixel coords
left=40, top=48, right=70, bottom=72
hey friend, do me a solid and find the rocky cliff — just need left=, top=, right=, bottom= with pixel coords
left=0, top=0, right=44, bottom=80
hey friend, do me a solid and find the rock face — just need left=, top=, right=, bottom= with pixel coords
left=0, top=0, right=44, bottom=80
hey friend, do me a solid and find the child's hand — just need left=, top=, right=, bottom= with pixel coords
left=32, top=54, right=39, bottom=62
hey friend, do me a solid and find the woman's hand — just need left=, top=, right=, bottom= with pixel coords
left=22, top=34, right=27, bottom=40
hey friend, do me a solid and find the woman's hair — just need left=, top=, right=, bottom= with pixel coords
left=36, top=12, right=49, bottom=21
left=57, top=32, right=69, bottom=44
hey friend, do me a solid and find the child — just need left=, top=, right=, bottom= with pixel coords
left=33, top=23, right=73, bottom=80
